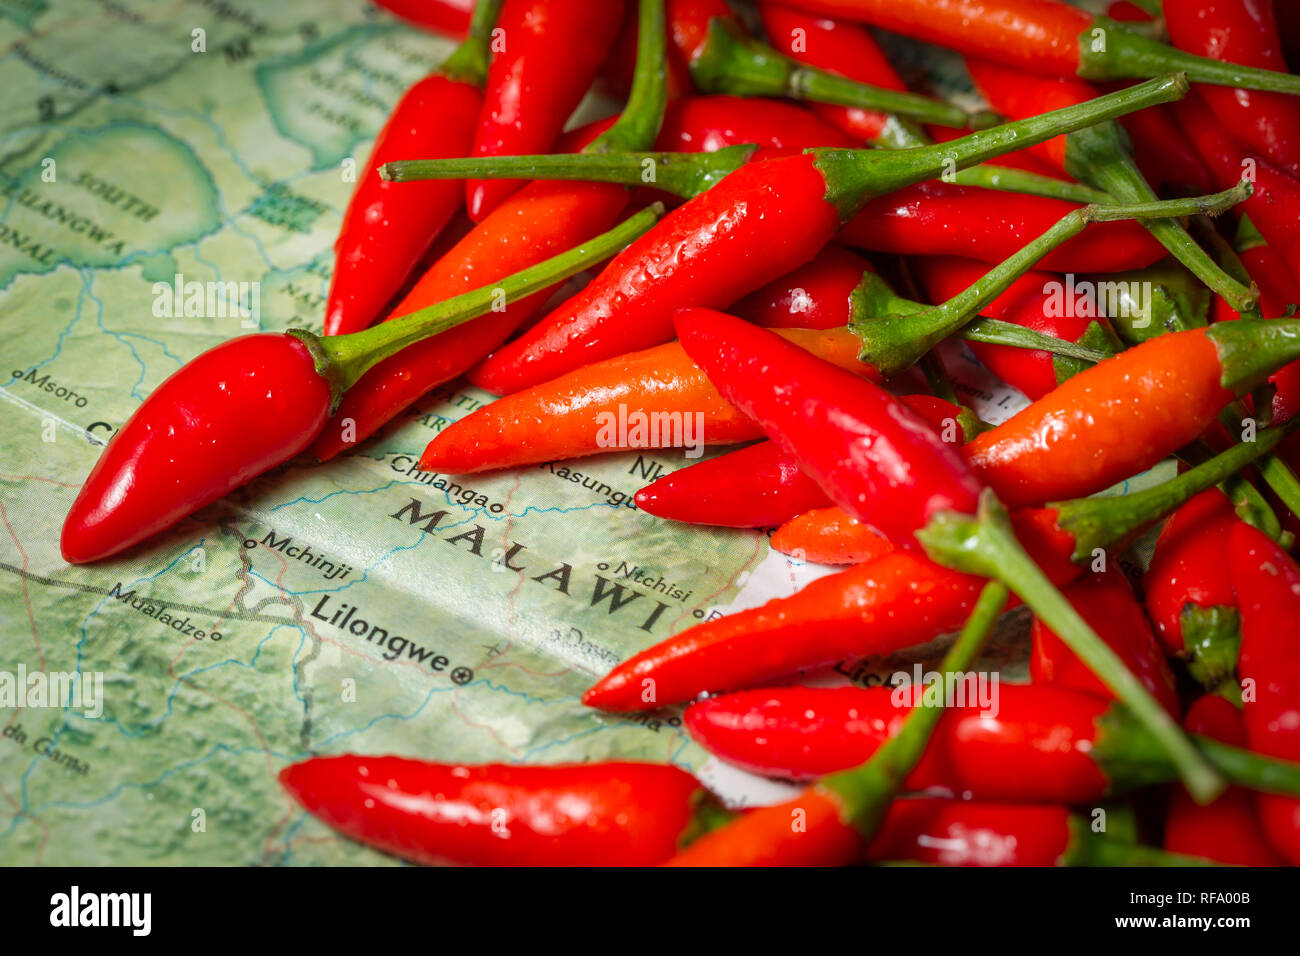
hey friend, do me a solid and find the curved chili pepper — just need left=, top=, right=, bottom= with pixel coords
left=1164, top=694, right=1284, bottom=866
left=867, top=799, right=1205, bottom=866
left=421, top=326, right=877, bottom=474
left=466, top=76, right=1188, bottom=394
left=1145, top=488, right=1243, bottom=686
left=314, top=2, right=671, bottom=460
left=1172, top=90, right=1300, bottom=278
left=593, top=430, right=1293, bottom=710
left=60, top=207, right=662, bottom=563
left=280, top=756, right=711, bottom=866
left=965, top=57, right=1256, bottom=312
left=465, top=0, right=625, bottom=221
left=838, top=182, right=1167, bottom=273
left=964, top=321, right=1300, bottom=509
left=585, top=551, right=986, bottom=712
left=372, top=0, right=474, bottom=37
left=1031, top=568, right=1181, bottom=717
left=684, top=682, right=1300, bottom=800
left=778, top=0, right=1300, bottom=91
left=634, top=394, right=972, bottom=530
left=674, top=308, right=983, bottom=549
left=323, top=1, right=499, bottom=336
left=1230, top=520, right=1300, bottom=864
left=914, top=256, right=1120, bottom=400
left=666, top=0, right=990, bottom=131
left=1165, top=0, right=1300, bottom=176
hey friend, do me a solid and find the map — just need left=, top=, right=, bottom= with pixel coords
left=0, top=0, right=1081, bottom=865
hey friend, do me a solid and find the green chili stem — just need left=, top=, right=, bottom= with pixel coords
left=1066, top=820, right=1220, bottom=867
left=380, top=146, right=756, bottom=199
left=587, top=0, right=667, bottom=154
left=1049, top=422, right=1297, bottom=561
left=1065, top=121, right=1258, bottom=314
left=438, top=0, right=503, bottom=86
left=917, top=490, right=1226, bottom=804
left=815, top=72, right=1190, bottom=218
left=850, top=271, right=1113, bottom=364
left=951, top=163, right=1111, bottom=203
left=690, top=17, right=993, bottom=129
left=292, top=204, right=663, bottom=402
left=1179, top=438, right=1283, bottom=540
left=1079, top=16, right=1300, bottom=94
left=854, top=181, right=1252, bottom=376
left=821, top=581, right=1011, bottom=838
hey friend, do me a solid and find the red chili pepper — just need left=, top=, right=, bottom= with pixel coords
left=421, top=326, right=877, bottom=474
left=684, top=682, right=1300, bottom=800
left=634, top=394, right=970, bottom=529
left=1030, top=568, right=1181, bottom=717
left=865, top=801, right=1091, bottom=867
left=323, top=2, right=499, bottom=336
left=838, top=182, right=1167, bottom=273
left=467, top=76, right=1187, bottom=394
left=585, top=552, right=986, bottom=712
left=61, top=334, right=333, bottom=564
left=465, top=0, right=625, bottom=221
left=1144, top=489, right=1242, bottom=674
left=595, top=431, right=1289, bottom=710
left=777, top=0, right=1300, bottom=90
left=1172, top=90, right=1300, bottom=278
left=913, top=256, right=1119, bottom=400
left=964, top=322, right=1300, bottom=509
left=60, top=207, right=662, bottom=563
left=1164, top=694, right=1284, bottom=866
left=1165, top=0, right=1300, bottom=176
left=1230, top=520, right=1300, bottom=864
left=866, top=799, right=1195, bottom=866
left=280, top=756, right=710, bottom=866
left=675, top=308, right=983, bottom=548
left=731, top=244, right=869, bottom=330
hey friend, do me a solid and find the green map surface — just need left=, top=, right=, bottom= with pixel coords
left=0, top=0, right=835, bottom=866
left=0, top=0, right=1070, bottom=866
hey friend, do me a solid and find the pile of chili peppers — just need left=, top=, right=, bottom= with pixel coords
left=61, top=0, right=1300, bottom=866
